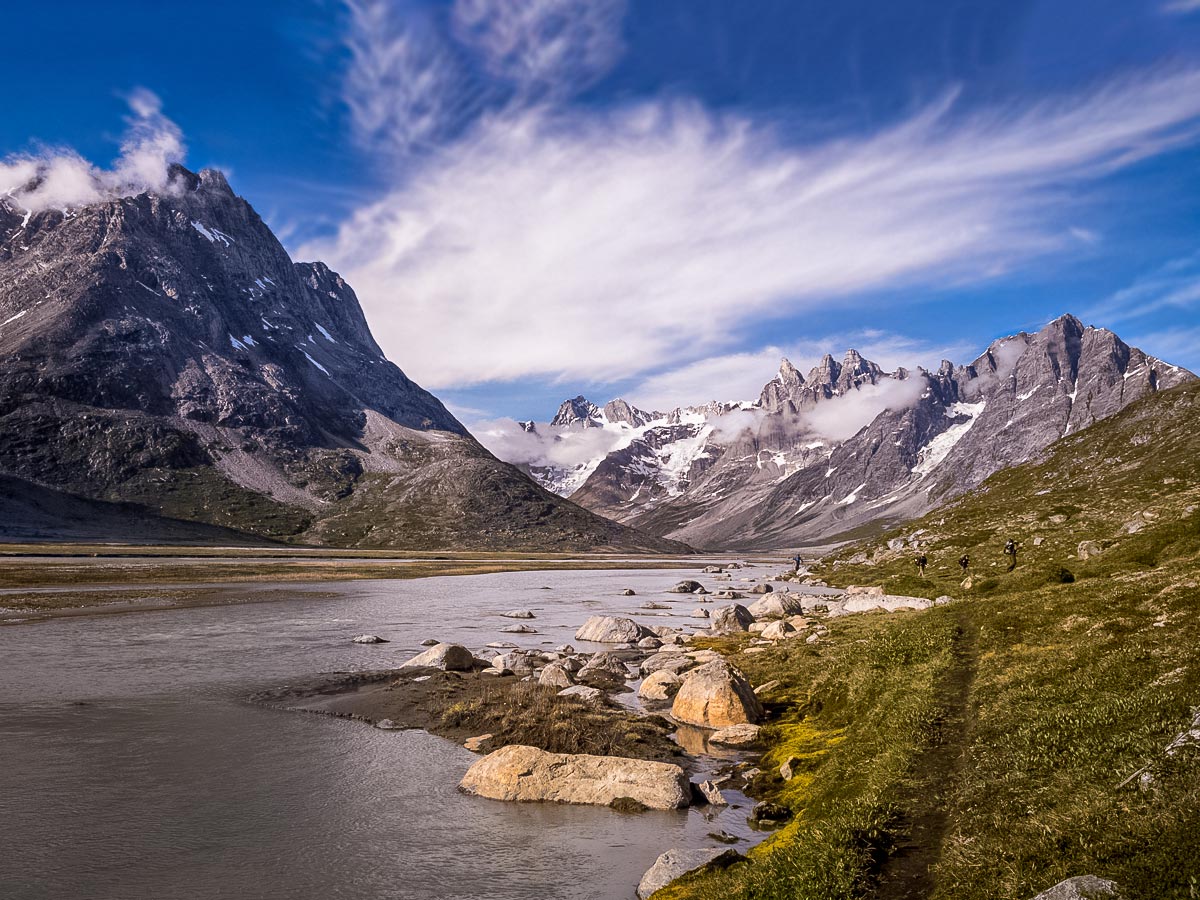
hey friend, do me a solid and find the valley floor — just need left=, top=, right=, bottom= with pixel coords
left=0, top=545, right=718, bottom=624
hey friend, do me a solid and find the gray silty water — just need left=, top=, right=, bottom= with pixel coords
left=0, top=567, right=786, bottom=900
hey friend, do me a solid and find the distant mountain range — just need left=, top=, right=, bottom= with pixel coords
left=510, top=316, right=1193, bottom=549
left=0, top=165, right=683, bottom=551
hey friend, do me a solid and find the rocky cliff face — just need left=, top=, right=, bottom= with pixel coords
left=636, top=316, right=1191, bottom=549
left=515, top=317, right=1191, bottom=550
left=0, top=166, right=684, bottom=551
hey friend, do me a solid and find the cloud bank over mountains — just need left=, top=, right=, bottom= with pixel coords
left=473, top=346, right=935, bottom=477
left=1, top=89, right=185, bottom=212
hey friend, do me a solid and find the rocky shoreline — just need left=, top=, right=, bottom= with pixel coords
left=254, top=561, right=945, bottom=898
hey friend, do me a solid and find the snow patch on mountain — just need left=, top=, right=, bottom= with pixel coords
left=652, top=425, right=714, bottom=497
left=911, top=401, right=986, bottom=478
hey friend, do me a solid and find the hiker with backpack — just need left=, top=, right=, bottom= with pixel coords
left=915, top=553, right=928, bottom=577
left=1004, top=539, right=1018, bottom=572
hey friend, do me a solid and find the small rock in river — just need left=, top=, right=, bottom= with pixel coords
left=695, top=780, right=727, bottom=806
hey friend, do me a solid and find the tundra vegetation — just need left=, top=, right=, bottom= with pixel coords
left=658, top=381, right=1200, bottom=899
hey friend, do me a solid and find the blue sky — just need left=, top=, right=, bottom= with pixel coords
left=4, top=0, right=1200, bottom=422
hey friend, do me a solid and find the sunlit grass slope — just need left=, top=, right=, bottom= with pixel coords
left=664, top=380, right=1200, bottom=900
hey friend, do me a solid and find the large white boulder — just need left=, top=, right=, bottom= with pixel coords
left=637, top=848, right=742, bottom=899
left=574, top=616, right=654, bottom=643
left=671, top=658, right=764, bottom=728
left=638, top=669, right=682, bottom=701
left=828, top=594, right=933, bottom=617
left=538, top=662, right=574, bottom=688
left=1029, top=876, right=1123, bottom=900
left=460, top=745, right=691, bottom=810
left=747, top=593, right=806, bottom=619
left=709, top=604, right=754, bottom=635
left=399, top=643, right=475, bottom=671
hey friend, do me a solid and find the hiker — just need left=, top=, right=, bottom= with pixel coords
left=1003, top=538, right=1018, bottom=572
left=792, top=554, right=803, bottom=573
left=959, top=553, right=970, bottom=575
left=915, top=553, right=927, bottom=577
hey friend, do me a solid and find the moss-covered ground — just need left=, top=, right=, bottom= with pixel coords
left=661, top=381, right=1200, bottom=899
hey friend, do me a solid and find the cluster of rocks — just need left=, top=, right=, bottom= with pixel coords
left=380, top=565, right=951, bottom=898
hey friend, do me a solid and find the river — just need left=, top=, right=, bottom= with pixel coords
left=0, top=567, right=769, bottom=900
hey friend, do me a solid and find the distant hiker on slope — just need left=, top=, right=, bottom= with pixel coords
left=1004, top=539, right=1018, bottom=572
left=959, top=554, right=970, bottom=575
left=915, top=553, right=928, bottom=577
left=793, top=554, right=802, bottom=573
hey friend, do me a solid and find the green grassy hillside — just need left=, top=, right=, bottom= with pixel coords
left=664, top=381, right=1200, bottom=900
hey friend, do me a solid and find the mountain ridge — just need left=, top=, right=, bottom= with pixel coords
left=508, top=315, right=1191, bottom=549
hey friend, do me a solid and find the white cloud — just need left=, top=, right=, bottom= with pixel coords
left=339, top=0, right=625, bottom=158
left=1162, top=0, right=1200, bottom=13
left=303, top=67, right=1200, bottom=392
left=1126, top=325, right=1200, bottom=371
left=1084, top=250, right=1200, bottom=328
left=1085, top=251, right=1200, bottom=324
left=340, top=0, right=470, bottom=157
left=627, top=347, right=790, bottom=410
left=451, top=0, right=626, bottom=98
left=473, top=416, right=634, bottom=470
left=1, top=89, right=184, bottom=212
left=801, top=378, right=928, bottom=442
left=622, top=330, right=971, bottom=411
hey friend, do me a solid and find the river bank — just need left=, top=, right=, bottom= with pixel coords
left=0, top=551, right=718, bottom=624
left=252, top=667, right=686, bottom=763
left=0, top=566, right=790, bottom=900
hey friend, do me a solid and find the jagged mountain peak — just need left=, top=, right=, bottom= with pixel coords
left=550, top=395, right=603, bottom=428
left=807, top=353, right=841, bottom=386
left=777, top=357, right=804, bottom=385
left=602, top=398, right=657, bottom=427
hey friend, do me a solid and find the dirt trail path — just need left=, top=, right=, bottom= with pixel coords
left=873, top=609, right=979, bottom=900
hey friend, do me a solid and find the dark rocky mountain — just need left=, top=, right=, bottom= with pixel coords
left=513, top=317, right=1191, bottom=550
left=0, top=165, right=684, bottom=551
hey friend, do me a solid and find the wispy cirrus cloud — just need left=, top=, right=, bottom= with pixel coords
left=340, top=0, right=473, bottom=157
left=339, top=0, right=625, bottom=158
left=1084, top=251, right=1200, bottom=324
left=1126, top=324, right=1200, bottom=372
left=451, top=0, right=626, bottom=98
left=1162, top=0, right=1200, bottom=14
left=305, top=66, right=1200, bottom=391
